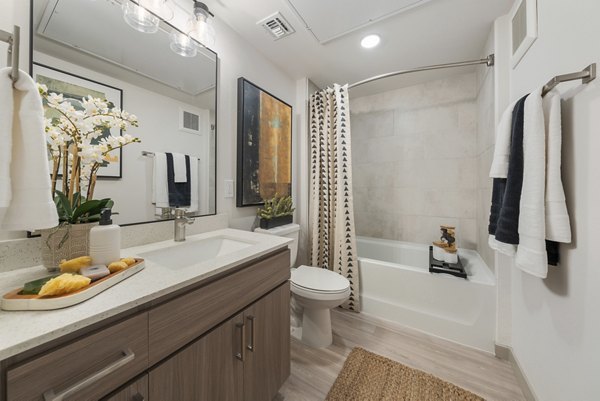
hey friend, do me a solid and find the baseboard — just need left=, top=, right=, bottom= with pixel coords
left=494, top=343, right=511, bottom=360
left=499, top=345, right=538, bottom=401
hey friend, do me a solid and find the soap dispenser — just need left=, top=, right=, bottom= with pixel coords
left=89, top=208, right=121, bottom=266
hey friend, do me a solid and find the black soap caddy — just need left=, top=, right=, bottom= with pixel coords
left=429, top=246, right=468, bottom=279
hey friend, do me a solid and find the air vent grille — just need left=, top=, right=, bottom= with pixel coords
left=180, top=108, right=201, bottom=134
left=258, top=12, right=295, bottom=40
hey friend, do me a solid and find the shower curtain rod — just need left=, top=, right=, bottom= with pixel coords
left=348, top=54, right=495, bottom=89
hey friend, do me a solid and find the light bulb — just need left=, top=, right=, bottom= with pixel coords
left=361, top=34, right=381, bottom=49
left=122, top=0, right=160, bottom=34
left=187, top=14, right=216, bottom=48
left=170, top=30, right=197, bottom=57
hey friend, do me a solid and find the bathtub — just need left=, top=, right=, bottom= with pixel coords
left=357, top=237, right=496, bottom=353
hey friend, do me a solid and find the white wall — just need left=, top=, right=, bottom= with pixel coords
left=499, top=1, right=600, bottom=400
left=209, top=19, right=297, bottom=231
left=1, top=1, right=297, bottom=235
left=475, top=30, right=496, bottom=270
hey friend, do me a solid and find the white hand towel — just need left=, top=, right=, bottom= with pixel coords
left=152, top=152, right=169, bottom=208
left=488, top=234, right=517, bottom=255
left=490, top=99, right=520, bottom=178
left=0, top=68, right=58, bottom=231
left=543, top=90, right=571, bottom=243
left=172, top=152, right=187, bottom=183
left=516, top=88, right=548, bottom=278
left=188, top=156, right=199, bottom=213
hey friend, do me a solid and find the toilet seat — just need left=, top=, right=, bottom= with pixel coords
left=290, top=265, right=350, bottom=294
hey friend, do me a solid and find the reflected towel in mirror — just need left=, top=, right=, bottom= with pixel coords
left=0, top=68, right=58, bottom=231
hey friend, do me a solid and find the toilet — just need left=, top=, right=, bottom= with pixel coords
left=254, top=223, right=350, bottom=348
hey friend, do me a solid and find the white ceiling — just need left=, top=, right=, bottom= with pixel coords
left=203, top=0, right=513, bottom=96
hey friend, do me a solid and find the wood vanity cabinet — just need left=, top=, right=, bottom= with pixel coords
left=102, top=375, right=148, bottom=401
left=149, top=282, right=290, bottom=401
left=1, top=248, right=291, bottom=401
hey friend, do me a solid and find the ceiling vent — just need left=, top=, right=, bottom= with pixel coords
left=257, top=12, right=295, bottom=40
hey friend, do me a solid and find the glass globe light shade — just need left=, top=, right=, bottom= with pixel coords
left=187, top=13, right=216, bottom=48
left=122, top=0, right=160, bottom=34
left=170, top=30, right=197, bottom=57
left=139, top=0, right=174, bottom=21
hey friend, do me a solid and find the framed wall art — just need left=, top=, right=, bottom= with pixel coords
left=236, top=77, right=292, bottom=207
left=33, top=62, right=124, bottom=178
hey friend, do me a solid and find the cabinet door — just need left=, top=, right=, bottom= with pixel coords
left=103, top=374, right=148, bottom=401
left=149, top=313, right=244, bottom=401
left=243, top=282, right=291, bottom=401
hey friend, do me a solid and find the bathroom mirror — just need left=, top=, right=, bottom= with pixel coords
left=29, top=0, right=217, bottom=227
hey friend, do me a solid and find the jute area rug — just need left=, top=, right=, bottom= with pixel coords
left=325, top=347, right=485, bottom=401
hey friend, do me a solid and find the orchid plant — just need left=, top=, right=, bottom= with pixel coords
left=38, top=83, right=141, bottom=224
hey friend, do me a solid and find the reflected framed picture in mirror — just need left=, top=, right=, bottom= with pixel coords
left=33, top=62, right=124, bottom=178
left=236, top=78, right=292, bottom=207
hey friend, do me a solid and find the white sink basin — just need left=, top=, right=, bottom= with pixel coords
left=139, top=236, right=254, bottom=269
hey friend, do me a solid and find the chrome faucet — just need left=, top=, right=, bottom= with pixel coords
left=174, top=208, right=195, bottom=242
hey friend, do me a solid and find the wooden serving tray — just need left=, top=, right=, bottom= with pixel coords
left=1, top=259, right=145, bottom=311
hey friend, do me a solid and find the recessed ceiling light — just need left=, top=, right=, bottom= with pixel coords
left=361, top=34, right=380, bottom=49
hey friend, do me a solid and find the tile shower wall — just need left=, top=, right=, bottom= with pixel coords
left=350, top=73, right=478, bottom=249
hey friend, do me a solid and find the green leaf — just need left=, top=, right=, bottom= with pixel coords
left=72, top=199, right=102, bottom=222
left=20, top=276, right=57, bottom=295
left=72, top=192, right=81, bottom=209
left=54, top=191, right=72, bottom=222
left=81, top=213, right=101, bottom=223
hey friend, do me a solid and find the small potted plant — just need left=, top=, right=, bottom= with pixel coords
left=37, top=84, right=141, bottom=271
left=257, top=195, right=295, bottom=229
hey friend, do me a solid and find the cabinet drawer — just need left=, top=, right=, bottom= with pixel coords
left=7, top=313, right=148, bottom=401
left=148, top=249, right=290, bottom=365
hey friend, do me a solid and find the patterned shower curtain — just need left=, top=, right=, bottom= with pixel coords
left=309, top=84, right=359, bottom=312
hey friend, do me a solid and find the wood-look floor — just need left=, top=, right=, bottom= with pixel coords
left=277, top=309, right=525, bottom=401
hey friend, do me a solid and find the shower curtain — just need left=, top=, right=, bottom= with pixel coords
left=309, top=84, right=359, bottom=312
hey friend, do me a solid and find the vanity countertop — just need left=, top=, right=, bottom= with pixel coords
left=0, top=228, right=292, bottom=361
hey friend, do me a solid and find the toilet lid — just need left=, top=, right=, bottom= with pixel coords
left=291, top=265, right=350, bottom=293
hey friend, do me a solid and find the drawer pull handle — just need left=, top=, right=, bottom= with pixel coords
left=235, top=322, right=245, bottom=362
left=132, top=394, right=144, bottom=401
left=43, top=348, right=135, bottom=401
left=246, top=315, right=256, bottom=352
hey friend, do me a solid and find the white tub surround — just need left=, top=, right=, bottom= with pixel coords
left=0, top=228, right=292, bottom=361
left=357, top=237, right=496, bottom=353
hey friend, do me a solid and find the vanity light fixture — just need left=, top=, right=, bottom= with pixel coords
left=361, top=34, right=381, bottom=49
left=122, top=0, right=161, bottom=34
left=186, top=1, right=216, bottom=48
left=139, top=0, right=174, bottom=21
left=169, top=30, right=197, bottom=57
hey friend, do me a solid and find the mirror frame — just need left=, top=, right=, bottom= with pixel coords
left=27, top=0, right=219, bottom=232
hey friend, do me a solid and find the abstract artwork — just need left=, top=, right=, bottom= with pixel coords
left=236, top=78, right=292, bottom=207
left=33, top=63, right=124, bottom=178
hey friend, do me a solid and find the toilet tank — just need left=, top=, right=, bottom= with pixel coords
left=254, top=223, right=300, bottom=267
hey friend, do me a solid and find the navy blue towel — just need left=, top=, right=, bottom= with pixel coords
left=547, top=240, right=559, bottom=266
left=489, top=94, right=528, bottom=244
left=488, top=178, right=506, bottom=235
left=166, top=153, right=191, bottom=207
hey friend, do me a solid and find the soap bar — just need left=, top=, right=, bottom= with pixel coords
left=80, top=265, right=111, bottom=281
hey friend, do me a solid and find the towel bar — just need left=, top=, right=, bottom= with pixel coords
left=0, top=25, right=20, bottom=84
left=542, top=64, right=596, bottom=96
